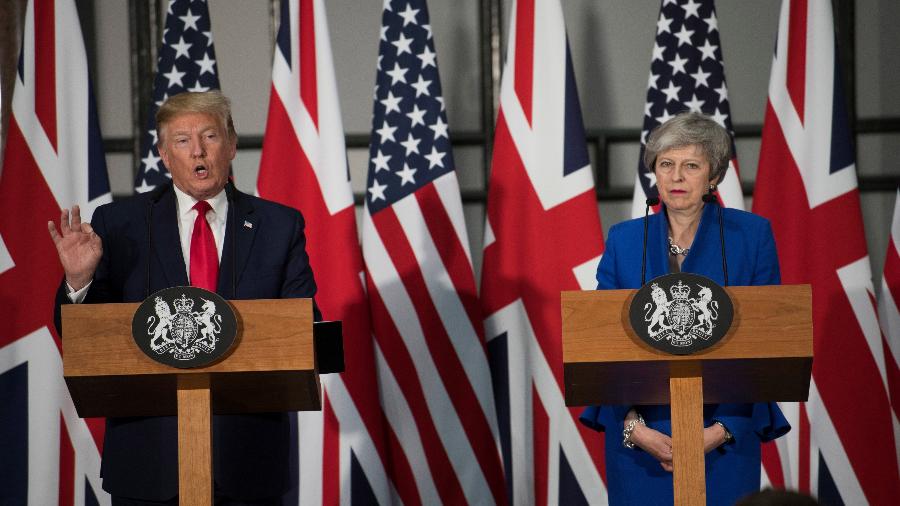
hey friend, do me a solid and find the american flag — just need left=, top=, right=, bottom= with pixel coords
left=361, top=0, right=507, bottom=503
left=632, top=0, right=744, bottom=218
left=877, top=187, right=900, bottom=479
left=0, top=0, right=111, bottom=503
left=480, top=0, right=607, bottom=503
left=133, top=0, right=221, bottom=193
left=753, top=0, right=900, bottom=503
left=256, top=0, right=391, bottom=503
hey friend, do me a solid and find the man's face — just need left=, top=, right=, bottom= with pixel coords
left=158, top=112, right=236, bottom=201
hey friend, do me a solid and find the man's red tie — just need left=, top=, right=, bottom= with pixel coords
left=190, top=200, right=218, bottom=291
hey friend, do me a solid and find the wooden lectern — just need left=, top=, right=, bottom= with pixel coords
left=62, top=298, right=319, bottom=506
left=562, top=285, right=813, bottom=506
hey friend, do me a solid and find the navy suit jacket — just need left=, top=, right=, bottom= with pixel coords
left=56, top=183, right=317, bottom=500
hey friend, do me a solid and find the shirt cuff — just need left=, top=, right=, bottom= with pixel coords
left=66, top=280, right=92, bottom=304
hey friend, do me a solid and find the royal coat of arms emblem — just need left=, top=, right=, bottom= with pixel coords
left=132, top=287, right=237, bottom=368
left=629, top=273, right=734, bottom=355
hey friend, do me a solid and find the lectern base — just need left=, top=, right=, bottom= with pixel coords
left=670, top=362, right=705, bottom=506
left=178, top=374, right=212, bottom=506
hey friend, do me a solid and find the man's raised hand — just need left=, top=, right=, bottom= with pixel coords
left=48, top=205, right=102, bottom=291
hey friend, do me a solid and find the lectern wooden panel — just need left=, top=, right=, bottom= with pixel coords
left=62, top=298, right=319, bottom=418
left=563, top=284, right=813, bottom=406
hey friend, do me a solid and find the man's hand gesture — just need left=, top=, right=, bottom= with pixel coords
left=48, top=205, right=102, bottom=291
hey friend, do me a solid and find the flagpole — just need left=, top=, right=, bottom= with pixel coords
left=478, top=0, right=502, bottom=183
left=0, top=0, right=25, bottom=166
left=127, top=0, right=161, bottom=182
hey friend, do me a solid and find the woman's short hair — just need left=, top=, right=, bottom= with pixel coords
left=643, top=112, right=732, bottom=184
left=156, top=90, right=237, bottom=145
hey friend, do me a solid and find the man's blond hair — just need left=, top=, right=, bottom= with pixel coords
left=156, top=91, right=237, bottom=145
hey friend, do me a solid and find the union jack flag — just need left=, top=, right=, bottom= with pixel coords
left=0, top=0, right=111, bottom=503
left=257, top=0, right=391, bottom=503
left=877, top=187, right=900, bottom=479
left=480, top=0, right=607, bottom=503
left=753, top=0, right=900, bottom=502
left=632, top=0, right=744, bottom=217
left=133, top=0, right=221, bottom=193
left=361, top=0, right=507, bottom=503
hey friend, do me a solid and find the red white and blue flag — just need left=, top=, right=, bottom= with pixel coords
left=480, top=0, right=607, bottom=503
left=133, top=0, right=221, bottom=192
left=753, top=0, right=900, bottom=502
left=632, top=0, right=744, bottom=217
left=361, top=1, right=507, bottom=503
left=877, top=187, right=900, bottom=476
left=257, top=0, right=392, bottom=504
left=0, top=0, right=111, bottom=503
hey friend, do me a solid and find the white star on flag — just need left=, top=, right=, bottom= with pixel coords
left=179, top=9, right=201, bottom=31
left=381, top=91, right=403, bottom=114
left=395, top=163, right=417, bottom=185
left=195, top=53, right=216, bottom=75
left=163, top=65, right=186, bottom=88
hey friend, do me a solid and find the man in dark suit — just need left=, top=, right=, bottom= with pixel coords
left=49, top=91, right=316, bottom=505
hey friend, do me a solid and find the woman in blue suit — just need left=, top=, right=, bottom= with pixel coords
left=580, top=112, right=790, bottom=505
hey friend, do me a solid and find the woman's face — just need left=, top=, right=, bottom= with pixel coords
left=654, top=144, right=712, bottom=215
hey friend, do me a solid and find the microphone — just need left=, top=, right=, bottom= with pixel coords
left=145, top=183, right=171, bottom=298
left=641, top=197, right=659, bottom=285
left=703, top=185, right=729, bottom=285
left=717, top=201, right=729, bottom=286
left=225, top=182, right=237, bottom=299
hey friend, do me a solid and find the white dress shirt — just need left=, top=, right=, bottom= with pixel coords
left=173, top=184, right=228, bottom=273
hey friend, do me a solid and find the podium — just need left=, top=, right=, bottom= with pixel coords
left=562, top=285, right=813, bottom=505
left=62, top=298, right=322, bottom=506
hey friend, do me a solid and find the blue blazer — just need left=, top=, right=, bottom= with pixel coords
left=580, top=203, right=790, bottom=505
left=56, top=183, right=317, bottom=500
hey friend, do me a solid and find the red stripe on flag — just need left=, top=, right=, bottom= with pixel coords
left=365, top=275, right=465, bottom=504
left=761, top=440, right=786, bottom=488
left=885, top=237, right=900, bottom=310
left=0, top=118, right=65, bottom=349
left=798, top=405, right=810, bottom=494
left=786, top=0, right=808, bottom=123
left=299, top=0, right=318, bottom=127
left=415, top=184, right=486, bottom=343
left=382, top=414, right=423, bottom=506
left=514, top=0, right=535, bottom=125
left=371, top=204, right=506, bottom=504
left=533, top=385, right=549, bottom=506
left=323, top=394, right=339, bottom=505
left=884, top=238, right=900, bottom=419
left=868, top=287, right=900, bottom=423
left=59, top=415, right=74, bottom=506
left=884, top=336, right=900, bottom=421
left=34, top=0, right=58, bottom=151
left=882, top=235, right=900, bottom=311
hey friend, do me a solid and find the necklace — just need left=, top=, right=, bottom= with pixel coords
left=668, top=237, right=690, bottom=256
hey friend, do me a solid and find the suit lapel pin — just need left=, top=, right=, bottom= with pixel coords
left=243, top=220, right=253, bottom=229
